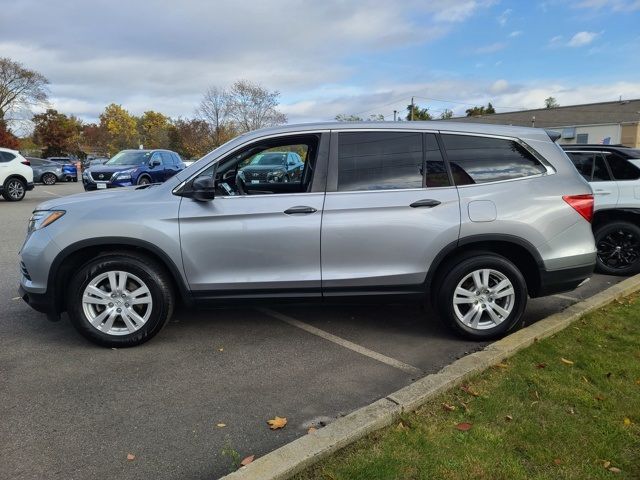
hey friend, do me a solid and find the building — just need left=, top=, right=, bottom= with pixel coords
left=449, top=99, right=640, bottom=147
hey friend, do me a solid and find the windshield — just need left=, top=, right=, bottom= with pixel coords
left=249, top=153, right=287, bottom=166
left=106, top=150, right=152, bottom=166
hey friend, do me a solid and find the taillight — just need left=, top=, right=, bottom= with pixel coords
left=21, top=159, right=31, bottom=166
left=563, top=194, right=594, bottom=223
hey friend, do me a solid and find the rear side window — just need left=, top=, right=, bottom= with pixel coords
left=593, top=154, right=612, bottom=181
left=337, top=132, right=423, bottom=191
left=566, top=152, right=593, bottom=181
left=0, top=151, right=16, bottom=162
left=442, top=135, right=547, bottom=185
left=606, top=153, right=640, bottom=180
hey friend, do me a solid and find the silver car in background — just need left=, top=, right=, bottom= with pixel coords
left=18, top=122, right=596, bottom=347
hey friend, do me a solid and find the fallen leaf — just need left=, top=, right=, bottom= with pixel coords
left=636, top=379, right=640, bottom=385
left=603, top=461, right=611, bottom=469
left=460, top=385, right=480, bottom=397
left=609, top=467, right=621, bottom=474
left=127, top=453, right=135, bottom=461
left=535, top=363, right=547, bottom=369
left=561, top=358, right=574, bottom=366
left=567, top=407, right=575, bottom=415
left=623, top=417, right=632, bottom=426
left=460, top=402, right=470, bottom=412
left=442, top=403, right=456, bottom=412
left=216, top=423, right=226, bottom=428
left=594, top=394, right=605, bottom=401
left=395, top=421, right=408, bottom=431
left=267, top=416, right=287, bottom=430
left=495, top=363, right=508, bottom=369
left=455, top=422, right=472, bottom=431
left=240, top=455, right=255, bottom=466
left=553, top=458, right=562, bottom=465
left=308, top=426, right=317, bottom=434
left=582, top=376, right=590, bottom=384
left=505, top=415, right=513, bottom=421
left=218, top=348, right=224, bottom=352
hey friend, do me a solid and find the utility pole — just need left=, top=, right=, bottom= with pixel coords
left=410, top=97, right=415, bottom=121
left=531, top=115, right=535, bottom=128
left=393, top=110, right=397, bottom=122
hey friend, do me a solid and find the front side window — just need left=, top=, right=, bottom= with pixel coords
left=192, top=135, right=317, bottom=196
left=442, top=134, right=547, bottom=185
left=337, top=131, right=423, bottom=191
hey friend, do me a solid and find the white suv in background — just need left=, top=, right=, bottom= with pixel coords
left=563, top=145, right=640, bottom=275
left=0, top=147, right=34, bottom=202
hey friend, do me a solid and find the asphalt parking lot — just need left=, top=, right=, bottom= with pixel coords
left=0, top=182, right=625, bottom=480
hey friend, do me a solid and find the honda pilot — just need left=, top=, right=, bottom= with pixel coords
left=19, top=122, right=596, bottom=347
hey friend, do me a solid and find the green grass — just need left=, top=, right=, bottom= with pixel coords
left=295, top=295, right=640, bottom=480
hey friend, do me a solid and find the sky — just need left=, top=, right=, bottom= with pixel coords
left=1, top=0, right=640, bottom=126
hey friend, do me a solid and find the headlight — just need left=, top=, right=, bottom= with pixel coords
left=27, top=210, right=65, bottom=234
left=114, top=168, right=135, bottom=180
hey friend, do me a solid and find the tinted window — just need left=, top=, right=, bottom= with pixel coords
left=593, top=154, right=612, bottom=181
left=338, top=132, right=423, bottom=191
left=566, top=152, right=593, bottom=181
left=424, top=133, right=451, bottom=187
left=29, top=158, right=44, bottom=166
left=0, top=151, right=16, bottom=162
left=606, top=153, right=640, bottom=180
left=159, top=152, right=173, bottom=165
left=442, top=135, right=546, bottom=185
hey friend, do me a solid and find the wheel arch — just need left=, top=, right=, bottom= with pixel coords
left=48, top=237, right=191, bottom=314
left=3, top=174, right=29, bottom=185
left=592, top=208, right=640, bottom=231
left=426, top=234, right=544, bottom=300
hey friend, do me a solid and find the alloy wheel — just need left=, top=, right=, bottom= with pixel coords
left=7, top=180, right=25, bottom=200
left=597, top=228, right=640, bottom=270
left=82, top=271, right=153, bottom=336
left=452, top=268, right=515, bottom=330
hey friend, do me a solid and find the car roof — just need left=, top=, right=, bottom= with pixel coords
left=238, top=121, right=553, bottom=143
left=561, top=144, right=630, bottom=150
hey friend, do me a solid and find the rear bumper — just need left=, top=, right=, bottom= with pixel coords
left=535, top=263, right=595, bottom=297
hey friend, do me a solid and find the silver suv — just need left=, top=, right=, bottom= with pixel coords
left=19, top=122, right=596, bottom=347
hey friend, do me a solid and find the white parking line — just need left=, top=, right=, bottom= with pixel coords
left=43, top=190, right=62, bottom=197
left=553, top=294, right=579, bottom=302
left=259, top=308, right=423, bottom=377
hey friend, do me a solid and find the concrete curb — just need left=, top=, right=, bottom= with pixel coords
left=221, top=274, right=640, bottom=480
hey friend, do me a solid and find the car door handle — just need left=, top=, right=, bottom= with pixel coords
left=410, top=199, right=441, bottom=208
left=594, top=190, right=611, bottom=196
left=284, top=206, right=317, bottom=215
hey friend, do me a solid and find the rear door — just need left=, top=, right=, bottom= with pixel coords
left=565, top=151, right=619, bottom=209
left=320, top=130, right=460, bottom=294
left=604, top=151, right=640, bottom=208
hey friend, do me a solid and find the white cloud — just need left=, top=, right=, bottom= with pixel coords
left=497, top=8, right=512, bottom=26
left=567, top=31, right=600, bottom=47
left=509, top=30, right=523, bottom=37
left=490, top=79, right=510, bottom=94
left=474, top=42, right=508, bottom=54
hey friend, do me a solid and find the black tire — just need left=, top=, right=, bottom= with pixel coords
left=42, top=173, right=57, bottom=185
left=594, top=221, right=640, bottom=276
left=73, top=177, right=78, bottom=182
left=66, top=252, right=174, bottom=347
left=2, top=177, right=26, bottom=201
left=137, top=175, right=151, bottom=186
left=437, top=252, right=528, bottom=340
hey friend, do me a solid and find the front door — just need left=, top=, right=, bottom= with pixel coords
left=321, top=130, right=461, bottom=294
left=178, top=133, right=328, bottom=296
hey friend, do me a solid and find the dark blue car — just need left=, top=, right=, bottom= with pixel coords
left=47, top=157, right=78, bottom=182
left=82, top=149, right=185, bottom=191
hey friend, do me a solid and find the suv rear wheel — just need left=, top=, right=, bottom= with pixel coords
left=437, top=253, right=527, bottom=340
left=42, top=172, right=57, bottom=185
left=67, top=252, right=174, bottom=347
left=2, top=177, right=26, bottom=201
left=594, top=221, right=640, bottom=276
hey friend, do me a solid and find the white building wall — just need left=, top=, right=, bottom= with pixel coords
left=557, top=123, right=621, bottom=145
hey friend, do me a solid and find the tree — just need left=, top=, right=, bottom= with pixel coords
left=0, top=57, right=49, bottom=121
left=32, top=109, right=83, bottom=157
left=80, top=123, right=108, bottom=155
left=544, top=96, right=559, bottom=108
left=406, top=104, right=432, bottom=120
left=137, top=111, right=171, bottom=149
left=168, top=118, right=215, bottom=159
left=485, top=102, right=496, bottom=114
left=0, top=120, right=19, bottom=149
left=99, top=104, right=138, bottom=154
left=198, top=86, right=235, bottom=147
left=440, top=109, right=454, bottom=120
left=465, top=103, right=496, bottom=117
left=335, top=114, right=364, bottom=122
left=226, top=80, right=287, bottom=132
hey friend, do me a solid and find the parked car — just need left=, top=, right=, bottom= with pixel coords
left=46, top=157, right=78, bottom=182
left=562, top=144, right=640, bottom=275
left=239, top=151, right=305, bottom=183
left=0, top=148, right=34, bottom=201
left=82, top=149, right=185, bottom=190
left=19, top=122, right=596, bottom=347
left=29, top=158, right=66, bottom=185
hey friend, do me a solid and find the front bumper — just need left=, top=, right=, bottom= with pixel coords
left=82, top=179, right=133, bottom=190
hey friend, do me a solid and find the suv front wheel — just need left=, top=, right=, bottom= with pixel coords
left=437, top=253, right=528, bottom=340
left=67, top=252, right=174, bottom=347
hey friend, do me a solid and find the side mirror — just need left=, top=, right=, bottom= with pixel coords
left=149, top=158, right=161, bottom=168
left=190, top=176, right=215, bottom=201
